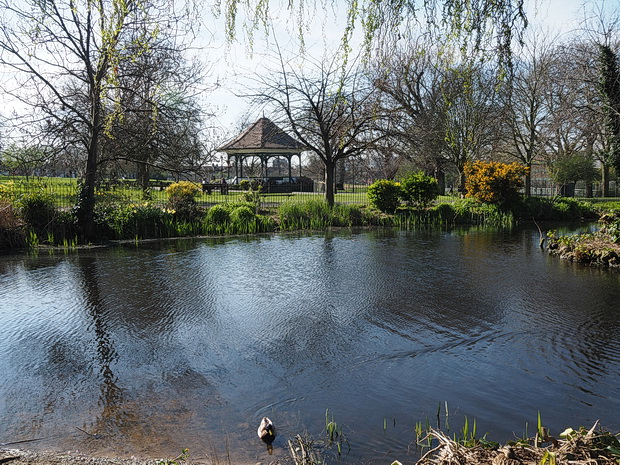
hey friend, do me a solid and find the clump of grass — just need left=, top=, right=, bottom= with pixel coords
left=324, top=408, right=350, bottom=456
left=279, top=199, right=371, bottom=230
left=156, top=448, right=190, bottom=465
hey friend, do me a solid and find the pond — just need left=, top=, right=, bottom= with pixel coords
left=1, top=226, right=620, bottom=464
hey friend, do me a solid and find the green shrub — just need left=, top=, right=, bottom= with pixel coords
left=432, top=203, right=456, bottom=222
left=552, top=197, right=595, bottom=219
left=400, top=172, right=440, bottom=208
left=230, top=205, right=256, bottom=224
left=0, top=200, right=26, bottom=249
left=16, top=189, right=58, bottom=236
left=90, top=190, right=128, bottom=239
left=250, top=179, right=264, bottom=191
left=278, top=201, right=308, bottom=229
left=49, top=209, right=79, bottom=244
left=367, top=180, right=402, bottom=213
left=206, top=204, right=230, bottom=225
left=239, top=180, right=250, bottom=191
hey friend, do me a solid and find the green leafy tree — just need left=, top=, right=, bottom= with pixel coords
left=597, top=44, right=620, bottom=180
left=549, top=153, right=599, bottom=195
left=400, top=172, right=440, bottom=208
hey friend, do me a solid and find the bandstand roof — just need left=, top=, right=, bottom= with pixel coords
left=218, top=117, right=307, bottom=155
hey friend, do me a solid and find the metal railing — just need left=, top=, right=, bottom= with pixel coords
left=0, top=176, right=371, bottom=209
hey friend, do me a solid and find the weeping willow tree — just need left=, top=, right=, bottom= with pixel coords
left=214, top=0, right=528, bottom=69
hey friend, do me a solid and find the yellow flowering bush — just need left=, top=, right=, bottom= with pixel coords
left=0, top=181, right=16, bottom=200
left=165, top=181, right=201, bottom=201
left=464, top=161, right=529, bottom=207
left=165, top=181, right=201, bottom=220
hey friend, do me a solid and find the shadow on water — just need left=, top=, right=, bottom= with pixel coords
left=1, top=225, right=620, bottom=463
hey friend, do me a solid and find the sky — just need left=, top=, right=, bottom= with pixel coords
left=203, top=0, right=614, bottom=135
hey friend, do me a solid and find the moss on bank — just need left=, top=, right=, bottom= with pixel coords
left=546, top=212, right=620, bottom=267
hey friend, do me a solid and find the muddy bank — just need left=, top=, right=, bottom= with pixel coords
left=0, top=448, right=280, bottom=465
left=1, top=448, right=161, bottom=465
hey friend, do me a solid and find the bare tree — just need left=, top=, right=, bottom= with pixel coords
left=0, top=0, right=197, bottom=237
left=248, top=52, right=386, bottom=205
left=99, top=26, right=213, bottom=190
left=499, top=29, right=556, bottom=196
left=371, top=37, right=451, bottom=186
left=540, top=41, right=596, bottom=194
left=439, top=61, right=505, bottom=190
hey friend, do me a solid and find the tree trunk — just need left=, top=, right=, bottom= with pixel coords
left=459, top=170, right=467, bottom=197
left=79, top=140, right=98, bottom=240
left=77, top=87, right=102, bottom=240
left=325, top=161, right=335, bottom=206
left=138, top=161, right=150, bottom=192
left=524, top=163, right=532, bottom=197
left=434, top=168, right=445, bottom=194
left=602, top=163, right=610, bottom=197
left=336, top=158, right=346, bottom=191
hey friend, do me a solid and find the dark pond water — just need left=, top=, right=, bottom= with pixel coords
left=1, top=226, right=620, bottom=464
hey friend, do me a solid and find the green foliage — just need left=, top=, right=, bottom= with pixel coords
left=16, top=188, right=59, bottom=237
left=367, top=179, right=402, bottom=213
left=110, top=202, right=173, bottom=239
left=238, top=188, right=262, bottom=208
left=202, top=202, right=275, bottom=235
left=399, top=172, right=440, bottom=208
left=549, top=153, right=599, bottom=187
left=206, top=204, right=230, bottom=225
left=239, top=179, right=250, bottom=191
left=324, top=409, right=350, bottom=457
left=0, top=200, right=26, bottom=249
left=90, top=189, right=129, bottom=239
left=0, top=181, right=16, bottom=201
left=231, top=205, right=256, bottom=222
left=230, top=205, right=255, bottom=224
left=599, top=212, right=620, bottom=243
left=331, top=203, right=364, bottom=226
left=279, top=199, right=331, bottom=229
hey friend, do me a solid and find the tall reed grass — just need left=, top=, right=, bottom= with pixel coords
left=278, top=199, right=370, bottom=230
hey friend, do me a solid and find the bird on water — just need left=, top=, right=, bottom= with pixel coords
left=257, top=417, right=276, bottom=443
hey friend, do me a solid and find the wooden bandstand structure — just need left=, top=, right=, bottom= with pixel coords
left=217, top=117, right=312, bottom=193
